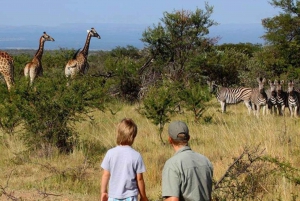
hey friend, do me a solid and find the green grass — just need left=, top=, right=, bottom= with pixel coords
left=1, top=101, right=300, bottom=200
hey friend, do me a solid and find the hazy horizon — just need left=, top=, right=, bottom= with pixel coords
left=0, top=23, right=266, bottom=51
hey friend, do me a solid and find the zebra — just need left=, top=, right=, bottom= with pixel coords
left=207, top=81, right=252, bottom=114
left=274, top=80, right=288, bottom=116
left=250, top=77, right=268, bottom=117
left=287, top=80, right=300, bottom=117
left=266, top=80, right=277, bottom=115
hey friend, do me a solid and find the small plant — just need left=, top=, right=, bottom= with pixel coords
left=203, top=115, right=213, bottom=124
left=140, top=85, right=176, bottom=144
left=179, top=83, right=211, bottom=122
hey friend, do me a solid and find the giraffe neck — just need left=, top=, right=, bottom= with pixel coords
left=80, top=33, right=92, bottom=57
left=34, top=37, right=45, bottom=61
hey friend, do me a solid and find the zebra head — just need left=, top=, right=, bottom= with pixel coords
left=257, top=77, right=266, bottom=94
left=275, top=80, right=284, bottom=95
left=268, top=80, right=277, bottom=97
left=287, top=80, right=295, bottom=94
left=207, top=81, right=217, bottom=94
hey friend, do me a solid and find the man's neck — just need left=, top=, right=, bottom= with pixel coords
left=172, top=144, right=186, bottom=152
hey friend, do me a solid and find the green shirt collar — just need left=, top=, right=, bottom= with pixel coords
left=174, top=146, right=191, bottom=155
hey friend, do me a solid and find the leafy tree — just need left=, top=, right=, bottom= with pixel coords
left=12, top=53, right=31, bottom=76
left=217, top=43, right=262, bottom=57
left=262, top=0, right=300, bottom=77
left=0, top=88, right=21, bottom=135
left=189, top=47, right=249, bottom=86
left=109, top=45, right=142, bottom=59
left=103, top=46, right=143, bottom=103
left=239, top=46, right=286, bottom=86
left=42, top=48, right=78, bottom=71
left=141, top=4, right=218, bottom=83
left=5, top=72, right=108, bottom=153
left=88, top=50, right=110, bottom=75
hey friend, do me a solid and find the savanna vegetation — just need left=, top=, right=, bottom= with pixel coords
left=1, top=0, right=300, bottom=200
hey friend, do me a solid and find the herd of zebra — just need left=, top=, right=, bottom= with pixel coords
left=207, top=78, right=300, bottom=117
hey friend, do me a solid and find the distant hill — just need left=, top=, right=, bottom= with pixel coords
left=0, top=23, right=266, bottom=51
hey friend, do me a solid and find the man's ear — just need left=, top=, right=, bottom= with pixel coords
left=168, top=136, right=173, bottom=144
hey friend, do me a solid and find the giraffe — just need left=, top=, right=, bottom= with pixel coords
left=24, top=32, right=55, bottom=85
left=0, top=51, right=14, bottom=91
left=65, top=27, right=101, bottom=78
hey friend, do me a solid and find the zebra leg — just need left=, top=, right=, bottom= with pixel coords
left=252, top=104, right=257, bottom=116
left=244, top=100, right=252, bottom=115
left=262, top=105, right=266, bottom=115
left=289, top=105, right=294, bottom=117
left=281, top=105, right=285, bottom=116
left=220, top=101, right=226, bottom=113
left=253, top=104, right=260, bottom=117
left=278, top=105, right=283, bottom=116
left=267, top=102, right=272, bottom=115
left=256, top=106, right=260, bottom=117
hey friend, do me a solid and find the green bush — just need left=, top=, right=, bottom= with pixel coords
left=0, top=72, right=109, bottom=153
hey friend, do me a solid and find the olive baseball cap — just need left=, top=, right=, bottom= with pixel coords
left=168, top=121, right=190, bottom=140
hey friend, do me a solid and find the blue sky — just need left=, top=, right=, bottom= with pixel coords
left=0, top=1, right=281, bottom=49
left=1, top=0, right=279, bottom=27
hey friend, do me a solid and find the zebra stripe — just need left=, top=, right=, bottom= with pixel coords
left=250, top=78, right=268, bottom=116
left=266, top=80, right=277, bottom=114
left=287, top=81, right=300, bottom=117
left=207, top=81, right=252, bottom=114
left=275, top=80, right=288, bottom=116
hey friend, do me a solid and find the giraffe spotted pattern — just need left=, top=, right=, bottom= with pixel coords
left=65, top=27, right=101, bottom=78
left=0, top=51, right=14, bottom=91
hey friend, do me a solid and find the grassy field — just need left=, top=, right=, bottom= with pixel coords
left=0, top=100, right=300, bottom=200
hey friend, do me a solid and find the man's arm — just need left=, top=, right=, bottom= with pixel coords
left=100, top=169, right=110, bottom=201
left=136, top=173, right=148, bottom=201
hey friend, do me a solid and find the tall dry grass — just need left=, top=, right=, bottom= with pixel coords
left=0, top=101, right=300, bottom=200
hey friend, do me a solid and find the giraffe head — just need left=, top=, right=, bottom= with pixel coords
left=42, top=32, right=55, bottom=42
left=87, top=27, right=101, bottom=39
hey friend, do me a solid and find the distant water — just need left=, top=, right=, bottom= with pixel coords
left=0, top=23, right=265, bottom=51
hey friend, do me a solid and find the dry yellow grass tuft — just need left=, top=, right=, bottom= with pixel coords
left=0, top=101, right=300, bottom=200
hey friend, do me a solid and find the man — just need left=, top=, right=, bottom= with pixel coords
left=162, top=120, right=213, bottom=201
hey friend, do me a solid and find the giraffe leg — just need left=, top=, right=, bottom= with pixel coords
left=29, top=68, right=36, bottom=85
left=3, top=76, right=12, bottom=91
left=24, top=64, right=30, bottom=77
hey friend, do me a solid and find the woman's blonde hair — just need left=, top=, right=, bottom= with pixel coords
left=116, top=118, right=137, bottom=145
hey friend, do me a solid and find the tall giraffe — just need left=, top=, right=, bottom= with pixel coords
left=65, top=27, right=101, bottom=78
left=0, top=51, right=14, bottom=91
left=24, top=32, right=55, bottom=85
